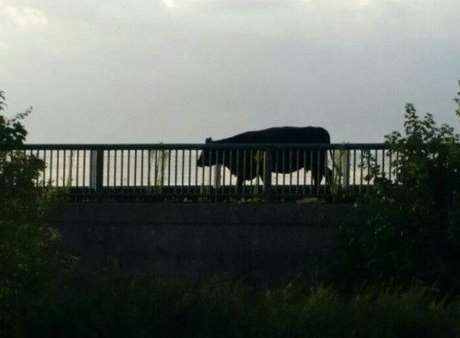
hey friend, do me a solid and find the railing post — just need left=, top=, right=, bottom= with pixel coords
left=263, top=147, right=272, bottom=200
left=90, top=148, right=104, bottom=193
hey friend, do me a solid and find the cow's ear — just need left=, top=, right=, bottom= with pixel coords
left=205, top=137, right=213, bottom=144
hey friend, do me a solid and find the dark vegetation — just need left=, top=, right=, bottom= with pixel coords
left=337, top=87, right=460, bottom=290
left=1, top=84, right=460, bottom=337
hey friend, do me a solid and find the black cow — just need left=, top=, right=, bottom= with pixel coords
left=196, top=126, right=332, bottom=189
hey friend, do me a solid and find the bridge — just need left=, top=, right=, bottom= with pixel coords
left=22, top=143, right=392, bottom=201
left=19, top=142, right=393, bottom=279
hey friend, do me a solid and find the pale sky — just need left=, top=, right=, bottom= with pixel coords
left=1, top=0, right=459, bottom=143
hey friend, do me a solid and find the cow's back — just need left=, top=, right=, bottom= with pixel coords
left=216, top=127, right=330, bottom=144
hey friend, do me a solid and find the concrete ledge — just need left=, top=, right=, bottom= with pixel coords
left=50, top=203, right=360, bottom=281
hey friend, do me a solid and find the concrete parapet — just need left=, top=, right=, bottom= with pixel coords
left=49, top=203, right=361, bottom=281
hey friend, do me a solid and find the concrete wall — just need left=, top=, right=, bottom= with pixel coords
left=49, top=203, right=360, bottom=282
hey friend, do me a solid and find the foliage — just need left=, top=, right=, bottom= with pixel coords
left=0, top=91, right=70, bottom=337
left=12, top=276, right=460, bottom=338
left=339, top=83, right=460, bottom=288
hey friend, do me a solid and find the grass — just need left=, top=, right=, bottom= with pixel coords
left=7, top=274, right=460, bottom=338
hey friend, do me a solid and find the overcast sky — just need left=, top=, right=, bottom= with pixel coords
left=1, top=0, right=459, bottom=143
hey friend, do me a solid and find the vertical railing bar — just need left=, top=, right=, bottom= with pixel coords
left=366, top=150, right=371, bottom=185
left=159, top=150, right=164, bottom=191
left=309, top=149, right=313, bottom=195
left=141, top=149, right=145, bottom=189
left=35, top=150, right=40, bottom=187
left=289, top=149, right=293, bottom=196
left=40, top=149, right=44, bottom=187
left=112, top=150, right=116, bottom=187
left=56, top=150, right=60, bottom=187
left=316, top=149, right=320, bottom=195
left=249, top=149, right=253, bottom=191
left=207, top=148, right=212, bottom=198
left=127, top=150, right=131, bottom=187
left=282, top=148, right=286, bottom=188
left=336, top=149, right=340, bottom=192
left=274, top=150, right=279, bottom=187
left=31, top=150, right=37, bottom=187
left=68, top=149, right=73, bottom=187
left=255, top=148, right=259, bottom=192
left=42, top=150, right=47, bottom=187
left=296, top=149, right=300, bottom=195
left=262, top=146, right=272, bottom=200
left=199, top=149, right=206, bottom=197
left=68, top=149, right=74, bottom=187
left=192, top=150, right=196, bottom=195
left=106, top=150, right=110, bottom=187
left=167, top=149, right=171, bottom=189
left=329, top=148, right=334, bottom=194
left=187, top=149, right=192, bottom=194
left=258, top=148, right=262, bottom=193
left=181, top=149, right=185, bottom=193
left=222, top=149, right=226, bottom=197
left=255, top=148, right=260, bottom=192
left=134, top=150, right=138, bottom=187
left=160, top=150, right=166, bottom=192
left=303, top=149, right=307, bottom=195
left=235, top=149, right=240, bottom=196
left=381, top=148, right=385, bottom=179
left=242, top=149, right=247, bottom=195
left=75, top=150, right=80, bottom=188
left=121, top=150, right=125, bottom=188
left=38, top=150, right=42, bottom=187
left=359, top=150, right=363, bottom=192
left=353, top=149, right=356, bottom=191
left=229, top=150, right=233, bottom=194
left=62, top=149, right=67, bottom=187
left=49, top=150, right=54, bottom=187
left=214, top=149, right=218, bottom=201
left=96, top=148, right=104, bottom=193
left=61, top=149, right=64, bottom=188
left=147, top=149, right=151, bottom=189
left=83, top=150, right=87, bottom=188
left=178, top=149, right=183, bottom=193
left=174, top=149, right=178, bottom=192
left=154, top=149, right=158, bottom=190
left=375, top=148, right=379, bottom=185
left=388, top=149, right=393, bottom=182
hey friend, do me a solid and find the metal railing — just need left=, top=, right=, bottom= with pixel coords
left=20, top=143, right=392, bottom=200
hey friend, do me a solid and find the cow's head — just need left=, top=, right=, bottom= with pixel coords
left=196, top=137, right=215, bottom=167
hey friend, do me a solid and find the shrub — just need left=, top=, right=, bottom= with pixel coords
left=0, top=91, right=71, bottom=336
left=338, top=83, right=460, bottom=289
left=19, top=276, right=460, bottom=338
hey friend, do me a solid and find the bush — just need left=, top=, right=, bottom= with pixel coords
left=18, top=276, right=460, bottom=338
left=338, top=83, right=460, bottom=289
left=0, top=91, right=71, bottom=337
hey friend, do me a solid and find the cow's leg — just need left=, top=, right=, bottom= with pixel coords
left=325, top=167, right=332, bottom=184
left=325, top=167, right=333, bottom=193
left=312, top=150, right=329, bottom=195
left=311, top=167, right=320, bottom=193
left=312, top=166, right=328, bottom=194
left=236, top=176, right=244, bottom=189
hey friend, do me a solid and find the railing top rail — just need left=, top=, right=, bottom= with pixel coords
left=21, top=143, right=388, bottom=150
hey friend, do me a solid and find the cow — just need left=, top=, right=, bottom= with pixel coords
left=196, top=126, right=332, bottom=189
